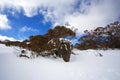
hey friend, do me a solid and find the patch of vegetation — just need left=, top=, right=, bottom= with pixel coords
left=4, top=25, right=76, bottom=62
left=75, top=21, right=120, bottom=50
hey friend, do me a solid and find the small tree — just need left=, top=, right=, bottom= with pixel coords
left=45, top=26, right=76, bottom=40
left=76, top=21, right=120, bottom=50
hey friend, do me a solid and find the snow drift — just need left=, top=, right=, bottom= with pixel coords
left=0, top=44, right=120, bottom=80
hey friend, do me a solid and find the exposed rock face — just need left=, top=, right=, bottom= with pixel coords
left=48, top=38, right=73, bottom=62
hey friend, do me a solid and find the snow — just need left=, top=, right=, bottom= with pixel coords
left=0, top=44, right=120, bottom=80
left=48, top=38, right=72, bottom=46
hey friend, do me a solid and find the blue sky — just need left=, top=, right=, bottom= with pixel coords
left=0, top=0, right=120, bottom=41
left=0, top=10, right=52, bottom=40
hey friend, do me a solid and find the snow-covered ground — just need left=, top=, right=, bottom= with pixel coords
left=0, top=44, right=120, bottom=80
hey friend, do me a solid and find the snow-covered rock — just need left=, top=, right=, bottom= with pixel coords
left=48, top=38, right=73, bottom=62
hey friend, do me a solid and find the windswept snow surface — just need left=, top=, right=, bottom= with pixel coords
left=0, top=44, right=120, bottom=80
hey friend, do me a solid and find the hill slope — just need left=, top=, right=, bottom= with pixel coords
left=0, top=44, right=120, bottom=80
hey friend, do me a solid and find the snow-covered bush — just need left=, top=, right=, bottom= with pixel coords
left=3, top=26, right=76, bottom=62
left=16, top=38, right=73, bottom=62
left=76, top=21, right=120, bottom=50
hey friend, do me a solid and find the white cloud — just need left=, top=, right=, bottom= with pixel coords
left=18, top=26, right=39, bottom=40
left=20, top=26, right=38, bottom=32
left=0, top=0, right=120, bottom=33
left=0, top=0, right=76, bottom=24
left=0, top=35, right=16, bottom=41
left=0, top=14, right=11, bottom=30
left=64, top=0, right=120, bottom=33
